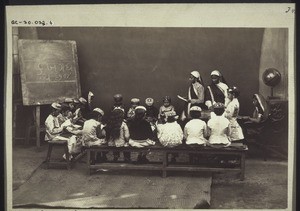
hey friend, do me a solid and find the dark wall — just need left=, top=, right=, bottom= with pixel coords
left=21, top=27, right=263, bottom=116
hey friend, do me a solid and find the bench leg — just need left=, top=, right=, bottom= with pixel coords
left=64, top=144, right=71, bottom=170
left=240, top=153, right=246, bottom=181
left=46, top=144, right=53, bottom=169
left=162, top=152, right=167, bottom=178
left=87, top=149, right=91, bottom=175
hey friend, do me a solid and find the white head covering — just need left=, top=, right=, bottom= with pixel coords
left=135, top=106, right=146, bottom=111
left=79, top=97, right=87, bottom=104
left=145, top=98, right=154, bottom=106
left=113, top=107, right=125, bottom=112
left=51, top=102, right=61, bottom=110
left=131, top=98, right=140, bottom=104
left=93, top=108, right=104, bottom=116
left=190, top=106, right=202, bottom=112
left=64, top=97, right=73, bottom=103
left=191, top=71, right=200, bottom=79
left=211, top=70, right=221, bottom=76
left=88, top=91, right=94, bottom=97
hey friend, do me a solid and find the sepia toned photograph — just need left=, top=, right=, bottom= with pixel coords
left=5, top=4, right=295, bottom=210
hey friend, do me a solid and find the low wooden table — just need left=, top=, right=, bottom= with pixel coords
left=85, top=143, right=248, bottom=180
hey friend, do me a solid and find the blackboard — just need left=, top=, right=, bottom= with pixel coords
left=18, top=39, right=81, bottom=105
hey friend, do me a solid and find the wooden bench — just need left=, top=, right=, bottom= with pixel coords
left=85, top=143, right=248, bottom=180
left=45, top=140, right=86, bottom=169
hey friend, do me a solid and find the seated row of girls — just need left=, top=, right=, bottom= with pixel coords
left=105, top=106, right=155, bottom=163
left=111, top=93, right=175, bottom=123
left=45, top=92, right=100, bottom=160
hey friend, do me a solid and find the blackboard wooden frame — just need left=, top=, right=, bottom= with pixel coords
left=18, top=39, right=81, bottom=105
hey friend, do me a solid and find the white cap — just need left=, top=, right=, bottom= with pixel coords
left=79, top=97, right=87, bottom=104
left=135, top=106, right=146, bottom=111
left=211, top=70, right=221, bottom=76
left=51, top=102, right=61, bottom=110
left=191, top=71, right=200, bottom=79
left=64, top=97, right=73, bottom=103
left=145, top=98, right=154, bottom=106
left=190, top=106, right=202, bottom=112
left=93, top=108, right=104, bottom=116
left=131, top=98, right=140, bottom=104
left=88, top=91, right=94, bottom=97
left=113, top=107, right=125, bottom=112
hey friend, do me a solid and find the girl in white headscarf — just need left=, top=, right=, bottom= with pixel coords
left=205, top=70, right=230, bottom=110
left=180, top=71, right=205, bottom=121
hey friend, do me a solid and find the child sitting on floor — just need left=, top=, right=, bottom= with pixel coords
left=106, top=108, right=131, bottom=162
left=207, top=103, right=231, bottom=147
left=158, top=96, right=175, bottom=124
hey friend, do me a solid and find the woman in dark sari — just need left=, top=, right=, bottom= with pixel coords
left=240, top=93, right=270, bottom=136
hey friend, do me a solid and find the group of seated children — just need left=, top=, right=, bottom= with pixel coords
left=45, top=85, right=267, bottom=164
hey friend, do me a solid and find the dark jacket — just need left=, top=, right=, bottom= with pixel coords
left=129, top=119, right=153, bottom=140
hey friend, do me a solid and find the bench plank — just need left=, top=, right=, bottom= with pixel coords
left=86, top=144, right=248, bottom=180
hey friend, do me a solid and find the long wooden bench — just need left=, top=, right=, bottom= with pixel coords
left=85, top=143, right=248, bottom=180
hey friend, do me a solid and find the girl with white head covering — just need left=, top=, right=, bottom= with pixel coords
left=205, top=70, right=230, bottom=109
left=241, top=93, right=270, bottom=136
left=180, top=70, right=205, bottom=121
left=224, top=86, right=244, bottom=142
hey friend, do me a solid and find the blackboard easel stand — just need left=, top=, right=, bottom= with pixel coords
left=33, top=105, right=41, bottom=148
left=13, top=104, right=42, bottom=148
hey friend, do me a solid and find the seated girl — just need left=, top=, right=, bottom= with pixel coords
left=128, top=106, right=155, bottom=163
left=127, top=98, right=140, bottom=122
left=184, top=106, right=208, bottom=145
left=157, top=111, right=183, bottom=147
left=157, top=111, right=183, bottom=163
left=158, top=96, right=175, bottom=124
left=79, top=108, right=106, bottom=147
left=224, top=86, right=244, bottom=143
left=106, top=108, right=131, bottom=162
left=145, top=98, right=159, bottom=123
left=45, top=102, right=80, bottom=160
left=207, top=103, right=231, bottom=147
left=239, top=94, right=270, bottom=136
left=112, top=94, right=125, bottom=111
left=73, top=108, right=106, bottom=163
left=184, top=106, right=208, bottom=164
left=72, top=97, right=88, bottom=126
